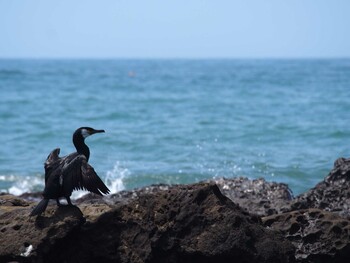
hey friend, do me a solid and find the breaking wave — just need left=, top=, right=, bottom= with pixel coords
left=1, top=161, right=129, bottom=198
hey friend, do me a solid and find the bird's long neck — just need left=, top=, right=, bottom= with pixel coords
left=73, top=135, right=90, bottom=161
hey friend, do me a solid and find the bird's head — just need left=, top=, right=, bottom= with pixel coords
left=76, top=127, right=105, bottom=139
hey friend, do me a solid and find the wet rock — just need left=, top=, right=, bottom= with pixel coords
left=3, top=156, right=350, bottom=263
left=213, top=177, right=293, bottom=216
left=262, top=209, right=350, bottom=262
left=103, top=178, right=294, bottom=217
left=0, top=183, right=295, bottom=263
left=106, top=184, right=171, bottom=204
left=44, top=183, right=295, bottom=263
left=291, top=158, right=350, bottom=217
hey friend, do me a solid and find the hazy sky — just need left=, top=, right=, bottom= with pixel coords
left=0, top=0, right=349, bottom=58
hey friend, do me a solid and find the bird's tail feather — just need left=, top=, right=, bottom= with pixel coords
left=30, top=199, right=49, bottom=216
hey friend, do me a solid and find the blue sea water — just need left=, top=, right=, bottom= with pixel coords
left=0, top=59, right=350, bottom=197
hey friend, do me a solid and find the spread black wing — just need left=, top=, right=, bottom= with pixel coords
left=44, top=148, right=61, bottom=184
left=60, top=153, right=110, bottom=197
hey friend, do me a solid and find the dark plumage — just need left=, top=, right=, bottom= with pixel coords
left=30, top=127, right=110, bottom=216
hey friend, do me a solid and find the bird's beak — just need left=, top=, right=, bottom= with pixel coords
left=91, top=129, right=105, bottom=134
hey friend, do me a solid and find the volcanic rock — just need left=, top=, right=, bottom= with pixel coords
left=0, top=183, right=295, bottom=263
left=3, top=156, right=350, bottom=262
left=0, top=195, right=85, bottom=263
left=291, top=157, right=350, bottom=217
left=213, top=177, right=293, bottom=216
left=263, top=209, right=350, bottom=262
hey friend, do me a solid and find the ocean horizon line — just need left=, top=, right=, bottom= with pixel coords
left=0, top=56, right=349, bottom=61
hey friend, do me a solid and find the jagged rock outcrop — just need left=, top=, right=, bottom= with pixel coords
left=0, top=183, right=295, bottom=263
left=263, top=209, right=350, bottom=263
left=291, top=158, right=350, bottom=217
left=2, top=157, right=350, bottom=262
left=213, top=177, right=293, bottom=216
left=0, top=197, right=85, bottom=263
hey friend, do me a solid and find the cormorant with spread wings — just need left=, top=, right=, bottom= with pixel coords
left=30, top=127, right=110, bottom=216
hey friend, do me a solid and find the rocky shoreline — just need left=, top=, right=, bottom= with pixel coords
left=1, top=158, right=350, bottom=263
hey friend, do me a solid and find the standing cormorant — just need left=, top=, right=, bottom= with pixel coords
left=30, top=127, right=110, bottom=216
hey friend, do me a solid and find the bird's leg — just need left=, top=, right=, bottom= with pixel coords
left=66, top=196, right=73, bottom=206
left=56, top=198, right=62, bottom=206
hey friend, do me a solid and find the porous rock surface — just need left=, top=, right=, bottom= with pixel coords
left=0, top=183, right=294, bottom=263
left=213, top=177, right=293, bottom=216
left=263, top=209, right=350, bottom=263
left=2, top=157, right=350, bottom=262
left=291, top=157, right=350, bottom=217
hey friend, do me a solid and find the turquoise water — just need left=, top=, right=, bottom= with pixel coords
left=1, top=59, right=350, bottom=196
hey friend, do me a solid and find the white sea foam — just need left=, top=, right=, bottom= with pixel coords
left=70, top=161, right=129, bottom=199
left=2, top=161, right=128, bottom=197
left=0, top=174, right=17, bottom=182
left=7, top=175, right=43, bottom=196
left=105, top=161, right=129, bottom=193
left=71, top=189, right=89, bottom=200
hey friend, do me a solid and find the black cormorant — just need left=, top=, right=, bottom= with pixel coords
left=30, top=127, right=110, bottom=216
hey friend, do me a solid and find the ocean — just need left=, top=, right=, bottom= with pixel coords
left=1, top=59, right=350, bottom=197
